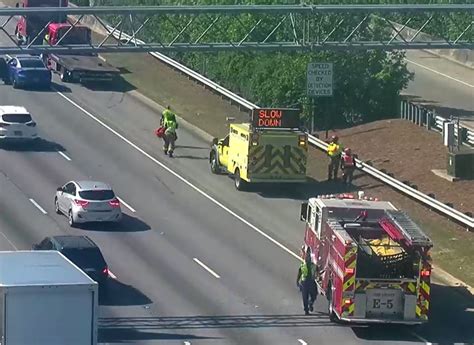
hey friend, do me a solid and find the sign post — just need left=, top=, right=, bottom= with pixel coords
left=307, top=62, right=334, bottom=134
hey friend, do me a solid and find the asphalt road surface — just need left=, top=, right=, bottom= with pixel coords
left=404, top=50, right=474, bottom=130
left=0, top=11, right=473, bottom=345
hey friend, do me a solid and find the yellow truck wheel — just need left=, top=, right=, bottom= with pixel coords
left=234, top=168, right=247, bottom=191
left=210, top=151, right=220, bottom=174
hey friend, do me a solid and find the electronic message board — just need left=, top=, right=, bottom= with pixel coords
left=251, top=108, right=300, bottom=129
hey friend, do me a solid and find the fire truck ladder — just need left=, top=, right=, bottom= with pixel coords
left=383, top=210, right=433, bottom=247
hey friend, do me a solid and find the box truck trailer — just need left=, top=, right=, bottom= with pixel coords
left=0, top=250, right=98, bottom=345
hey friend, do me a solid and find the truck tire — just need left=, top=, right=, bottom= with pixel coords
left=210, top=151, right=220, bottom=174
left=327, top=283, right=339, bottom=322
left=234, top=168, right=247, bottom=191
left=60, top=67, right=70, bottom=82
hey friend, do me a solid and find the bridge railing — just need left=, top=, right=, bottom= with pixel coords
left=400, top=100, right=474, bottom=147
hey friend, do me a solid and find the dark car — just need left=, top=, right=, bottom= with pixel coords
left=32, top=235, right=109, bottom=289
left=2, top=55, right=52, bottom=89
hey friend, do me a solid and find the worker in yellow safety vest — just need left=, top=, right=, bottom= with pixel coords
left=326, top=135, right=342, bottom=181
left=296, top=247, right=318, bottom=315
left=43, top=33, right=49, bottom=45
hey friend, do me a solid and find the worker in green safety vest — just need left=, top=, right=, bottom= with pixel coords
left=296, top=247, right=318, bottom=315
left=160, top=106, right=179, bottom=157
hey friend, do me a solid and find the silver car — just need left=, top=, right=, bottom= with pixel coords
left=55, top=180, right=122, bottom=227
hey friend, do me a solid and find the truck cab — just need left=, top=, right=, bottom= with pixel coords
left=209, top=108, right=308, bottom=191
left=300, top=193, right=433, bottom=324
left=15, top=0, right=68, bottom=45
left=47, top=23, right=92, bottom=49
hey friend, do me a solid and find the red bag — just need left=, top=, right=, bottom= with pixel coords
left=155, top=126, right=165, bottom=138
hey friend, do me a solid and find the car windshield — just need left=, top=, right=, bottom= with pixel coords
left=19, top=59, right=45, bottom=68
left=79, top=189, right=115, bottom=201
left=61, top=248, right=106, bottom=269
left=2, top=114, right=32, bottom=123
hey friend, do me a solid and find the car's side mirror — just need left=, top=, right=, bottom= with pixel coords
left=56, top=187, right=63, bottom=192
left=211, top=137, right=218, bottom=146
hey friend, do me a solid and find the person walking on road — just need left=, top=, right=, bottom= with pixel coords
left=341, top=147, right=356, bottom=185
left=161, top=106, right=179, bottom=157
left=327, top=135, right=342, bottom=181
left=297, top=247, right=318, bottom=315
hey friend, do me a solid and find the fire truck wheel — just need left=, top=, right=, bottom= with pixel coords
left=327, top=284, right=338, bottom=322
left=234, top=168, right=246, bottom=191
left=210, top=151, right=220, bottom=174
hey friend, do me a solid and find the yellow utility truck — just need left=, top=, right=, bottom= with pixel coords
left=209, top=108, right=308, bottom=190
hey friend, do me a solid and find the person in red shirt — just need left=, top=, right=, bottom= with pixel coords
left=340, top=147, right=356, bottom=185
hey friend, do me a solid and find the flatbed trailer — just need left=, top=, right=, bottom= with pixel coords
left=47, top=53, right=120, bottom=83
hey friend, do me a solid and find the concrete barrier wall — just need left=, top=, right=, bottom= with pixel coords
left=392, top=22, right=473, bottom=70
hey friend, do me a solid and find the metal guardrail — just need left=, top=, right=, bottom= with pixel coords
left=107, top=26, right=474, bottom=231
left=400, top=100, right=474, bottom=146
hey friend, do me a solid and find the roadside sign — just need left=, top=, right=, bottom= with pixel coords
left=251, top=108, right=300, bottom=129
left=307, top=62, right=333, bottom=97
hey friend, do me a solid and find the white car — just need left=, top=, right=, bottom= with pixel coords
left=0, top=106, right=37, bottom=142
left=55, top=180, right=122, bottom=227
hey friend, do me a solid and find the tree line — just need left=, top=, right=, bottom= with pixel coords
left=77, top=0, right=469, bottom=129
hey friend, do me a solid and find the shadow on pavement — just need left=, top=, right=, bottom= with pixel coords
left=80, top=214, right=151, bottom=232
left=172, top=154, right=208, bottom=160
left=99, top=313, right=335, bottom=331
left=252, top=177, right=362, bottom=201
left=0, top=138, right=66, bottom=152
left=22, top=82, right=72, bottom=93
left=352, top=283, right=474, bottom=344
left=98, top=328, right=215, bottom=343
left=175, top=145, right=210, bottom=150
left=415, top=283, right=474, bottom=344
left=81, top=76, right=136, bottom=93
left=99, top=279, right=152, bottom=306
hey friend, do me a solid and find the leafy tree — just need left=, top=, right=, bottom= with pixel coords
left=88, top=0, right=467, bottom=128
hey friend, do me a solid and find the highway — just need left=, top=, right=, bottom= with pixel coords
left=404, top=50, right=474, bottom=130
left=0, top=11, right=473, bottom=345
left=0, top=73, right=438, bottom=345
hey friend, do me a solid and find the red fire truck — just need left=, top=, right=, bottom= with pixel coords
left=299, top=192, right=433, bottom=324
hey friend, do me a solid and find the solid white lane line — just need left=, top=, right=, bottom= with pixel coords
left=298, top=339, right=308, bottom=345
left=411, top=332, right=432, bottom=345
left=54, top=90, right=302, bottom=262
left=58, top=151, right=72, bottom=161
left=54, top=70, right=433, bottom=345
left=117, top=197, right=136, bottom=213
left=0, top=231, right=18, bottom=250
left=193, top=258, right=220, bottom=279
left=29, top=198, right=47, bottom=215
left=184, top=342, right=191, bottom=345
left=108, top=270, right=117, bottom=279
left=406, top=59, right=474, bottom=88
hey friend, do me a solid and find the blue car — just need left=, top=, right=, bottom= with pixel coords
left=1, top=55, right=52, bottom=89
